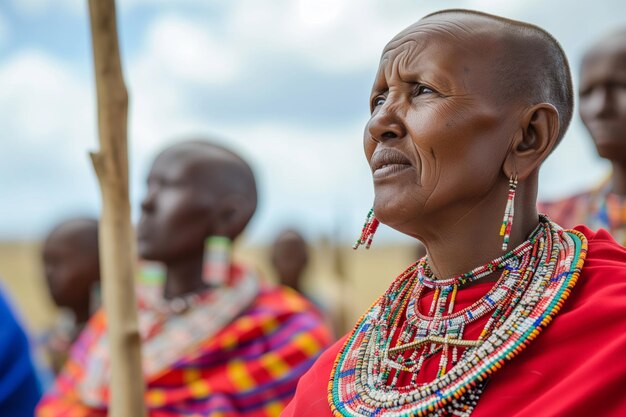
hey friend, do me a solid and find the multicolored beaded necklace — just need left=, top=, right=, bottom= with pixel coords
left=79, top=264, right=260, bottom=406
left=329, top=217, right=587, bottom=417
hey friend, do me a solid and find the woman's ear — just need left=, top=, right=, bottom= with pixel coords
left=503, top=103, right=560, bottom=180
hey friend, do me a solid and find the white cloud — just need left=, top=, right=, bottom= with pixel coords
left=141, top=15, right=243, bottom=85
left=0, top=50, right=99, bottom=237
left=0, top=51, right=94, bottom=148
left=125, top=14, right=245, bottom=159
left=225, top=0, right=411, bottom=73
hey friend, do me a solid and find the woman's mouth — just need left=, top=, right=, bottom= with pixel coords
left=373, top=163, right=412, bottom=178
left=371, top=149, right=413, bottom=179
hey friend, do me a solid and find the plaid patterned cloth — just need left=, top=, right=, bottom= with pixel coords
left=539, top=177, right=626, bottom=246
left=36, top=264, right=332, bottom=417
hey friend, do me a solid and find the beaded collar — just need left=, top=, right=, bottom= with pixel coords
left=329, top=218, right=587, bottom=417
left=79, top=264, right=259, bottom=406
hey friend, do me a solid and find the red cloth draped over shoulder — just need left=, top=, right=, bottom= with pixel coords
left=37, top=265, right=332, bottom=417
left=281, top=226, right=626, bottom=417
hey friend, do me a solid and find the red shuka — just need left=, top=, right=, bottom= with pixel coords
left=281, top=226, right=626, bottom=417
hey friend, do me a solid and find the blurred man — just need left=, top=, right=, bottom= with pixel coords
left=41, top=218, right=100, bottom=373
left=541, top=28, right=626, bottom=245
left=271, top=228, right=309, bottom=293
left=38, top=140, right=331, bottom=417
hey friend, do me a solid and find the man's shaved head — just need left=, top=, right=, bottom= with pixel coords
left=583, top=27, right=626, bottom=62
left=42, top=217, right=100, bottom=309
left=159, top=140, right=258, bottom=215
left=138, top=139, right=258, bottom=262
left=45, top=218, right=99, bottom=253
left=415, top=9, right=574, bottom=145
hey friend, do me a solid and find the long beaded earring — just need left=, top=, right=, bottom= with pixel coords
left=353, top=208, right=380, bottom=250
left=499, top=173, right=518, bottom=251
left=203, top=236, right=232, bottom=285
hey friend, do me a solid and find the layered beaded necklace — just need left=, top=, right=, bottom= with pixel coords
left=329, top=217, right=587, bottom=417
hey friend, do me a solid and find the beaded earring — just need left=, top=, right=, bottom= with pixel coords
left=353, top=208, right=380, bottom=249
left=203, top=236, right=232, bottom=285
left=499, top=173, right=518, bottom=251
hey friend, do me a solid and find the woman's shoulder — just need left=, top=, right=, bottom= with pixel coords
left=567, top=225, right=626, bottom=308
left=280, top=336, right=348, bottom=417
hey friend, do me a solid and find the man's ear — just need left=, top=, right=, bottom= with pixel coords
left=503, top=103, right=559, bottom=180
left=212, top=194, right=253, bottom=239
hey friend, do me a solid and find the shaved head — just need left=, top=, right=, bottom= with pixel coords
left=159, top=141, right=258, bottom=216
left=42, top=217, right=100, bottom=310
left=138, top=139, right=258, bottom=261
left=416, top=9, right=574, bottom=146
left=583, top=27, right=626, bottom=62
left=45, top=218, right=99, bottom=253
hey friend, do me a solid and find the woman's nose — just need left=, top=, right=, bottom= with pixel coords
left=367, top=98, right=407, bottom=142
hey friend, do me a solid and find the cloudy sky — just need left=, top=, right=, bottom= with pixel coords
left=0, top=0, right=623, bottom=244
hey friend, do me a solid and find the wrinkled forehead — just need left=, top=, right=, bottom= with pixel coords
left=377, top=17, right=496, bottom=83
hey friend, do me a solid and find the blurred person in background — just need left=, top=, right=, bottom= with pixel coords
left=271, top=228, right=340, bottom=337
left=0, top=285, right=42, bottom=416
left=38, top=140, right=331, bottom=416
left=271, top=228, right=309, bottom=294
left=541, top=28, right=626, bottom=246
left=41, top=218, right=100, bottom=374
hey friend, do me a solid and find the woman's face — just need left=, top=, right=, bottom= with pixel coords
left=364, top=21, right=516, bottom=239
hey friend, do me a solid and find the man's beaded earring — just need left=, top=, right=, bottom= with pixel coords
left=499, top=173, right=518, bottom=251
left=203, top=236, right=232, bottom=285
left=353, top=208, right=380, bottom=250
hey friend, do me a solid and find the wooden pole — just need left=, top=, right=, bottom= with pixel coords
left=87, top=1, right=146, bottom=416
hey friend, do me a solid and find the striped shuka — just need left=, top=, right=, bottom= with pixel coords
left=36, top=264, right=332, bottom=417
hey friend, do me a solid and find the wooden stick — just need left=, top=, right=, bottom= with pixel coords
left=87, top=1, right=146, bottom=416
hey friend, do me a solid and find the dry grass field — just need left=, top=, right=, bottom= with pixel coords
left=0, top=239, right=418, bottom=337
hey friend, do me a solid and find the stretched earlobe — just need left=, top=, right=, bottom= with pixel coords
left=213, top=194, right=254, bottom=240
left=504, top=103, right=559, bottom=180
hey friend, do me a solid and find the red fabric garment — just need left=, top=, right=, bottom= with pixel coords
left=281, top=226, right=626, bottom=417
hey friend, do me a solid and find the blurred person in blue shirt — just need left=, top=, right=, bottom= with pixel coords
left=0, top=285, right=42, bottom=416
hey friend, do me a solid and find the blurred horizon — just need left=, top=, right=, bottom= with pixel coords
left=0, top=0, right=623, bottom=244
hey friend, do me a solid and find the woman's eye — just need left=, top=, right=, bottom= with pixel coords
left=417, top=85, right=435, bottom=95
left=373, top=97, right=386, bottom=107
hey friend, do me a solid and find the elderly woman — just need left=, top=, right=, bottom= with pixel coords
left=282, top=9, right=626, bottom=417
